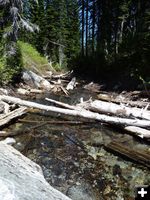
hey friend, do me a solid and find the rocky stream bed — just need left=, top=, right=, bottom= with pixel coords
left=2, top=88, right=150, bottom=200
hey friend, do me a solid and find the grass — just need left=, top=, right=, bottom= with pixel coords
left=18, top=41, right=54, bottom=74
left=0, top=58, right=5, bottom=70
left=0, top=41, right=66, bottom=84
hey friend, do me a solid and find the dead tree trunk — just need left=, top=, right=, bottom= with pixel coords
left=1, top=95, right=150, bottom=128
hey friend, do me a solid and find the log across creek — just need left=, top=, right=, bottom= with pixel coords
left=0, top=95, right=149, bottom=168
left=0, top=95, right=150, bottom=129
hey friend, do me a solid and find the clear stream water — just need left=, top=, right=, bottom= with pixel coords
left=3, top=88, right=150, bottom=200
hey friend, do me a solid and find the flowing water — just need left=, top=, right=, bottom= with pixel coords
left=3, top=88, right=150, bottom=200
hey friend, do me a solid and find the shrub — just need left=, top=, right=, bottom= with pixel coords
left=0, top=41, right=23, bottom=84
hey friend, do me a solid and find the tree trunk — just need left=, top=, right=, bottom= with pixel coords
left=81, top=0, right=85, bottom=56
left=92, top=0, right=96, bottom=53
left=119, top=16, right=125, bottom=44
left=85, top=0, right=89, bottom=56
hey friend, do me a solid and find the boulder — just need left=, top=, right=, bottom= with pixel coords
left=22, top=70, right=52, bottom=90
left=0, top=142, right=71, bottom=200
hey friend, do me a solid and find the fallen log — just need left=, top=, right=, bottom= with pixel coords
left=105, top=141, right=150, bottom=168
left=46, top=97, right=150, bottom=121
left=19, top=119, right=86, bottom=125
left=81, top=100, right=150, bottom=120
left=51, top=70, right=73, bottom=79
left=97, top=93, right=150, bottom=109
left=1, top=95, right=150, bottom=128
left=0, top=106, right=27, bottom=128
left=124, top=126, right=150, bottom=139
left=45, top=97, right=80, bottom=110
left=0, top=142, right=71, bottom=200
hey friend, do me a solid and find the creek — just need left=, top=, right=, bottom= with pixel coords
left=3, top=87, right=150, bottom=200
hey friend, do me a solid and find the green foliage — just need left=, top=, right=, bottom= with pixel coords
left=0, top=42, right=23, bottom=84
left=75, top=0, right=150, bottom=86
left=20, top=0, right=80, bottom=69
left=18, top=41, right=52, bottom=73
left=1, top=0, right=149, bottom=87
left=0, top=0, right=39, bottom=85
left=0, top=58, right=5, bottom=70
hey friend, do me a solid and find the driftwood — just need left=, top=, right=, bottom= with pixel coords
left=46, top=97, right=150, bottom=121
left=0, top=106, right=27, bottom=128
left=19, top=119, right=86, bottom=125
left=52, top=70, right=73, bottom=79
left=1, top=95, right=150, bottom=128
left=80, top=100, right=150, bottom=120
left=0, top=101, right=10, bottom=114
left=45, top=97, right=79, bottom=110
left=124, top=126, right=150, bottom=139
left=46, top=98, right=150, bottom=137
left=66, top=77, right=76, bottom=90
left=43, top=71, right=73, bottom=82
left=97, top=93, right=150, bottom=109
left=105, top=141, right=150, bottom=168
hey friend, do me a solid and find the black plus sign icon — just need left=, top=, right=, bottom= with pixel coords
left=135, top=185, right=150, bottom=200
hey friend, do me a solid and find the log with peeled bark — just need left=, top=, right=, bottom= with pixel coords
left=51, top=70, right=73, bottom=79
left=124, top=126, right=150, bottom=139
left=79, top=100, right=150, bottom=120
left=46, top=97, right=150, bottom=120
left=45, top=97, right=80, bottom=110
left=97, top=93, right=150, bottom=109
left=1, top=95, right=150, bottom=128
left=0, top=106, right=27, bottom=128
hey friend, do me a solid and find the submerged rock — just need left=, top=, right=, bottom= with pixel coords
left=67, top=182, right=98, bottom=200
left=3, top=137, right=16, bottom=145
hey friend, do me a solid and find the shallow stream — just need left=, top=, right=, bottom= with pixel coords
left=4, top=88, right=150, bottom=200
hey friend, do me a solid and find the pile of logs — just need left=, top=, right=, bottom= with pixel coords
left=0, top=81, right=149, bottom=168
left=18, top=69, right=76, bottom=95
left=0, top=94, right=149, bottom=139
left=0, top=100, right=27, bottom=130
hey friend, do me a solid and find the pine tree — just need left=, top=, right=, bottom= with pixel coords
left=65, top=0, right=80, bottom=61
